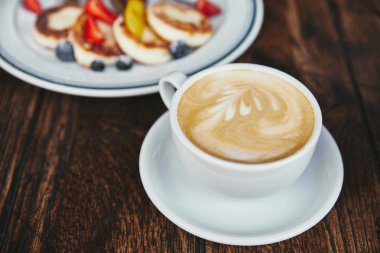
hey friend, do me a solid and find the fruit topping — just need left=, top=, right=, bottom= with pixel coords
left=84, top=0, right=117, bottom=25
left=116, top=55, right=133, bottom=70
left=169, top=41, right=189, bottom=59
left=196, top=0, right=221, bottom=17
left=23, top=0, right=42, bottom=14
left=90, top=59, right=106, bottom=71
left=84, top=16, right=105, bottom=44
left=55, top=41, right=75, bottom=62
left=125, top=0, right=146, bottom=39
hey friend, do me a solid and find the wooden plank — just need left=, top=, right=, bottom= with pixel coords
left=330, top=0, right=380, bottom=158
left=0, top=71, right=42, bottom=250
left=206, top=0, right=380, bottom=251
left=0, top=80, right=199, bottom=251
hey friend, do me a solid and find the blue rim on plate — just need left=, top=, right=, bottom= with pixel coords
left=0, top=0, right=264, bottom=96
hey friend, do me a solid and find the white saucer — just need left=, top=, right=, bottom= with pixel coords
left=0, top=0, right=263, bottom=97
left=139, top=112, right=344, bottom=246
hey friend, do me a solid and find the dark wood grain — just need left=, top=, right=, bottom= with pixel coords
left=0, top=0, right=379, bottom=252
left=210, top=1, right=380, bottom=251
left=331, top=0, right=380, bottom=158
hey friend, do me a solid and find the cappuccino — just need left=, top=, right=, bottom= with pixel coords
left=177, top=69, right=315, bottom=164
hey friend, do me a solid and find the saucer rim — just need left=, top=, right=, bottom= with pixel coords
left=139, top=112, right=344, bottom=246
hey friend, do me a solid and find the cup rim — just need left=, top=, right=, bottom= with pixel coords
left=168, top=63, right=323, bottom=172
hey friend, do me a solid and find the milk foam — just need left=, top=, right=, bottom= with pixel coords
left=178, top=70, right=315, bottom=163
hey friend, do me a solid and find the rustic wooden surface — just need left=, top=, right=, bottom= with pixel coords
left=1, top=0, right=379, bottom=252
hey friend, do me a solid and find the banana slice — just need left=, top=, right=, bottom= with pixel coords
left=113, top=16, right=171, bottom=65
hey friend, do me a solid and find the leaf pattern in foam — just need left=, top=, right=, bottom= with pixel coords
left=207, top=83, right=281, bottom=122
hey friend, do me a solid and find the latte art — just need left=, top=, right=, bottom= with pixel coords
left=178, top=70, right=315, bottom=163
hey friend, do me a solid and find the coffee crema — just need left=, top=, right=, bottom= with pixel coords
left=178, top=69, right=315, bottom=164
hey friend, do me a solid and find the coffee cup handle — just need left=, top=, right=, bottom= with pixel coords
left=159, top=72, right=187, bottom=109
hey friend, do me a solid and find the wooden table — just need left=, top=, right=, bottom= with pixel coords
left=1, top=0, right=379, bottom=252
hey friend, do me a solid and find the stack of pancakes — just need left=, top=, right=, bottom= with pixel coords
left=33, top=1, right=213, bottom=67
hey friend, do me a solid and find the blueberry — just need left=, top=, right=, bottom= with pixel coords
left=116, top=55, right=133, bottom=70
left=169, top=41, right=189, bottom=59
left=90, top=59, right=105, bottom=71
left=55, top=40, right=75, bottom=62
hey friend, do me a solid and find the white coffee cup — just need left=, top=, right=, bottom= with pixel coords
left=159, top=64, right=322, bottom=198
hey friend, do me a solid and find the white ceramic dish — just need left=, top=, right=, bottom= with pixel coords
left=139, top=112, right=344, bottom=246
left=0, top=0, right=264, bottom=97
left=159, top=64, right=323, bottom=198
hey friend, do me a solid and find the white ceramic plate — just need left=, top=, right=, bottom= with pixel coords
left=139, top=112, right=344, bottom=246
left=0, top=0, right=264, bottom=97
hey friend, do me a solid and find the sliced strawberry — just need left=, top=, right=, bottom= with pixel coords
left=23, top=0, right=42, bottom=14
left=84, top=16, right=105, bottom=44
left=84, top=0, right=117, bottom=25
left=196, top=0, right=221, bottom=17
